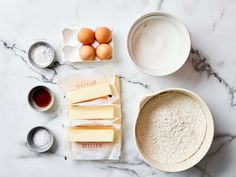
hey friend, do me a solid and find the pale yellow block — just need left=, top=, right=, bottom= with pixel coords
left=68, top=106, right=115, bottom=120
left=69, top=127, right=115, bottom=142
left=66, top=83, right=112, bottom=104
left=115, top=76, right=122, bottom=144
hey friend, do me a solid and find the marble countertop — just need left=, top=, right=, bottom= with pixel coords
left=1, top=0, right=236, bottom=176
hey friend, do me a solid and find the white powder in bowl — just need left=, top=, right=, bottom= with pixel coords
left=136, top=92, right=206, bottom=164
left=30, top=44, right=54, bottom=67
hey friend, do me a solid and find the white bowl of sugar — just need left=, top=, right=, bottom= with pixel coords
left=127, top=12, right=191, bottom=76
left=27, top=126, right=54, bottom=153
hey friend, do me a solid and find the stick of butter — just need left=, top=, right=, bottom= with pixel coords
left=66, top=83, right=112, bottom=104
left=69, top=105, right=115, bottom=120
left=69, top=127, right=115, bottom=142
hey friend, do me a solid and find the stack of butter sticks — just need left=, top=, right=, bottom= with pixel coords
left=58, top=69, right=122, bottom=160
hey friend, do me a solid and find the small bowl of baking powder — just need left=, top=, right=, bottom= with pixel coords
left=28, top=41, right=55, bottom=68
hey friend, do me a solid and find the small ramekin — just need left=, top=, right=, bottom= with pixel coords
left=27, top=126, right=54, bottom=153
left=28, top=85, right=54, bottom=112
left=28, top=41, right=55, bottom=68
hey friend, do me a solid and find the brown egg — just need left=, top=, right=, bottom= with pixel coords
left=95, top=27, right=112, bottom=44
left=79, top=45, right=95, bottom=61
left=77, top=28, right=95, bottom=44
left=96, top=44, right=112, bottom=60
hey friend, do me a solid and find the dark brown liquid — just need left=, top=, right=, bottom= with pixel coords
left=32, top=88, right=52, bottom=108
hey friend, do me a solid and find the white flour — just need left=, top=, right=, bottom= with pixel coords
left=30, top=45, right=54, bottom=67
left=136, top=92, right=206, bottom=164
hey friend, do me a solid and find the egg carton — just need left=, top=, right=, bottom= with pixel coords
left=61, top=27, right=114, bottom=63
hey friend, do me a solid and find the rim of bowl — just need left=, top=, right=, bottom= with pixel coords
left=134, top=88, right=214, bottom=172
left=127, top=12, right=191, bottom=76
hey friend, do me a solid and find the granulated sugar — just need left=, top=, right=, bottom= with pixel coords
left=32, top=129, right=51, bottom=147
left=136, top=92, right=206, bottom=164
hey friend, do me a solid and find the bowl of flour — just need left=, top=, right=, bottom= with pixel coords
left=135, top=88, right=214, bottom=172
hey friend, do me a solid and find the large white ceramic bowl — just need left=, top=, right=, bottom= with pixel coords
left=134, top=88, right=214, bottom=172
left=127, top=12, right=191, bottom=76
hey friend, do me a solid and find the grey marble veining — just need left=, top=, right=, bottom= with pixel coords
left=190, top=48, right=236, bottom=107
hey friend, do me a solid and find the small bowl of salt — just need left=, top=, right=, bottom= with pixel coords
left=27, top=126, right=54, bottom=153
left=28, top=41, right=55, bottom=68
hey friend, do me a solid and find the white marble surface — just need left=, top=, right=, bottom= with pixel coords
left=1, top=0, right=236, bottom=176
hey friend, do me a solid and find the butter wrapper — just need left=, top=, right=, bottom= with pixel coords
left=58, top=68, right=122, bottom=160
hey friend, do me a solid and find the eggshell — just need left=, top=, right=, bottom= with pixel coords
left=79, top=45, right=95, bottom=61
left=95, top=27, right=112, bottom=44
left=96, top=44, right=112, bottom=60
left=77, top=28, right=95, bottom=45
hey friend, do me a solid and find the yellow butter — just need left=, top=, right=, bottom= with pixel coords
left=66, top=83, right=112, bottom=103
left=69, top=127, right=115, bottom=142
left=69, top=105, right=115, bottom=120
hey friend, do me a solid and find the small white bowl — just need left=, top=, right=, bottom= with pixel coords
left=134, top=88, right=214, bottom=172
left=127, top=12, right=191, bottom=76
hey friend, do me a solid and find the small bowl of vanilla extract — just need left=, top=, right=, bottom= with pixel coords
left=28, top=86, right=54, bottom=112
